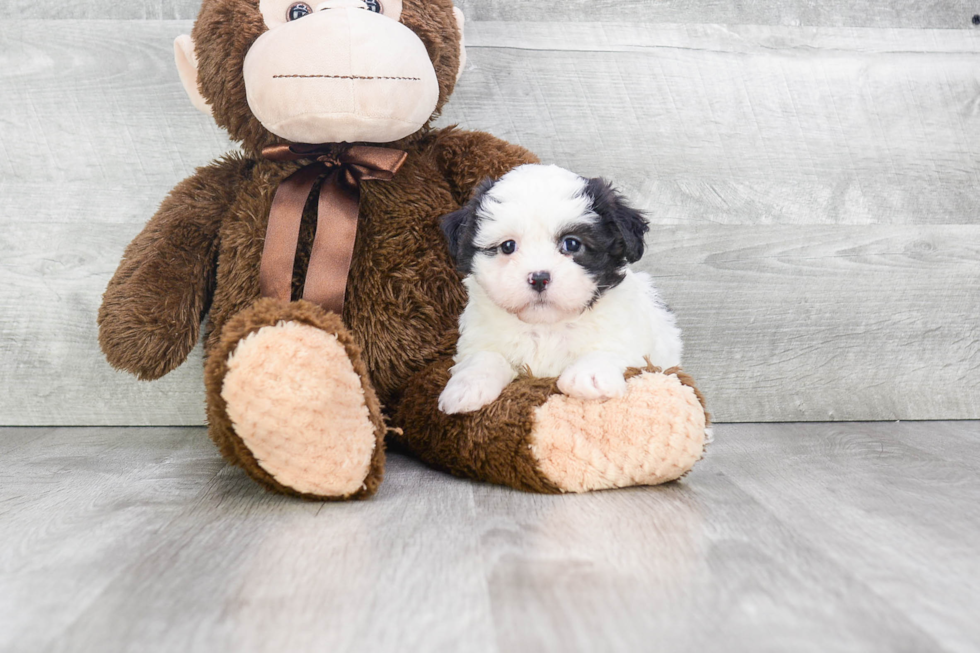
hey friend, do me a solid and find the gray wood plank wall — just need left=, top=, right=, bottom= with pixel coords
left=5, top=0, right=980, bottom=27
left=1, top=6, right=979, bottom=425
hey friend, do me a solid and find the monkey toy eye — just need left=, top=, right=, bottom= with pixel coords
left=499, top=240, right=517, bottom=255
left=561, top=237, right=583, bottom=254
left=287, top=2, right=312, bottom=20
left=363, top=0, right=383, bottom=12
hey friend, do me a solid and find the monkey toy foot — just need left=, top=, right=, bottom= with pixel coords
left=528, top=369, right=708, bottom=493
left=205, top=299, right=386, bottom=500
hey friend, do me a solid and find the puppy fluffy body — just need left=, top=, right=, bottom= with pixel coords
left=439, top=164, right=682, bottom=414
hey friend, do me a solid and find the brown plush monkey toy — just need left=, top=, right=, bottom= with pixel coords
left=98, top=0, right=709, bottom=500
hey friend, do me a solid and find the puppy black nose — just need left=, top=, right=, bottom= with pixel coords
left=528, top=271, right=551, bottom=293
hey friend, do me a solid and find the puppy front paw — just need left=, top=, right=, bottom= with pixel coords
left=557, top=363, right=627, bottom=401
left=439, top=372, right=506, bottom=414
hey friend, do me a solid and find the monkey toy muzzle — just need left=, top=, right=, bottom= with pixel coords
left=243, top=4, right=440, bottom=144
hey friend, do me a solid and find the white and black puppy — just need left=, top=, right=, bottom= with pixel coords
left=437, top=164, right=683, bottom=414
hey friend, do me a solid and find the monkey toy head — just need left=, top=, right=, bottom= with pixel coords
left=174, top=0, right=466, bottom=154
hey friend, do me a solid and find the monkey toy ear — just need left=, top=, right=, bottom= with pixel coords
left=174, top=35, right=212, bottom=116
left=452, top=7, right=467, bottom=82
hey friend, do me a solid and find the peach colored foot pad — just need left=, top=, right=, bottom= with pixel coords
left=531, top=372, right=707, bottom=493
left=222, top=321, right=376, bottom=497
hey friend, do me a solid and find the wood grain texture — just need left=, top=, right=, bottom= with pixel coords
left=0, top=222, right=209, bottom=425
left=717, top=422, right=980, bottom=653
left=454, top=1, right=980, bottom=29
left=0, top=0, right=200, bottom=19
left=2, top=422, right=978, bottom=652
left=4, top=221, right=977, bottom=423
left=6, top=22, right=979, bottom=226
left=877, top=419, right=980, bottom=463
left=445, top=23, right=980, bottom=226
left=1, top=20, right=979, bottom=424
left=45, top=458, right=496, bottom=653
left=0, top=21, right=232, bottom=211
left=473, top=472, right=943, bottom=653
left=4, top=1, right=980, bottom=28
left=645, top=225, right=980, bottom=422
left=0, top=427, right=224, bottom=652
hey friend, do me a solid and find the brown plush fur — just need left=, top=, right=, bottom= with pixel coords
left=395, top=358, right=562, bottom=493
left=98, top=154, right=254, bottom=380
left=662, top=366, right=712, bottom=427
left=98, top=0, right=706, bottom=498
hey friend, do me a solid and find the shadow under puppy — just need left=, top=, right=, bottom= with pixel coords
left=439, top=164, right=683, bottom=414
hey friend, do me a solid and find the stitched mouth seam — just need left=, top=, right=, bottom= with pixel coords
left=273, top=74, right=421, bottom=81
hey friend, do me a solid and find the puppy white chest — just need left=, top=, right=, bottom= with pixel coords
left=518, top=322, right=584, bottom=377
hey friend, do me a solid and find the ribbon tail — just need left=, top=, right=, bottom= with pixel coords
left=259, top=164, right=325, bottom=304
left=303, top=170, right=361, bottom=314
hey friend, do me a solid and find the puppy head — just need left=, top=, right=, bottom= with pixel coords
left=442, top=164, right=649, bottom=324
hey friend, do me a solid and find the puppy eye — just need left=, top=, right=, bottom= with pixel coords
left=499, top=240, right=517, bottom=255
left=561, top=237, right=583, bottom=254
left=363, top=0, right=383, bottom=11
left=287, top=2, right=311, bottom=20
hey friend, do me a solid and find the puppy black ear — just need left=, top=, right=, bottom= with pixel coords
left=441, top=178, right=495, bottom=272
left=584, top=177, right=649, bottom=263
left=440, top=206, right=471, bottom=262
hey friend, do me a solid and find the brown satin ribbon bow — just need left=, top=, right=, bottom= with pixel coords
left=259, top=143, right=408, bottom=315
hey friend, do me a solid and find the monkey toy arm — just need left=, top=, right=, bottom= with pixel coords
left=98, top=155, right=251, bottom=380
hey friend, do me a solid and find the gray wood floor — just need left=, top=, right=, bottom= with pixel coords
left=2, top=422, right=978, bottom=653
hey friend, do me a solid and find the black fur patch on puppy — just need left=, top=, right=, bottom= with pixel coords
left=568, top=178, right=650, bottom=295
left=584, top=178, right=649, bottom=264
left=441, top=178, right=495, bottom=274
